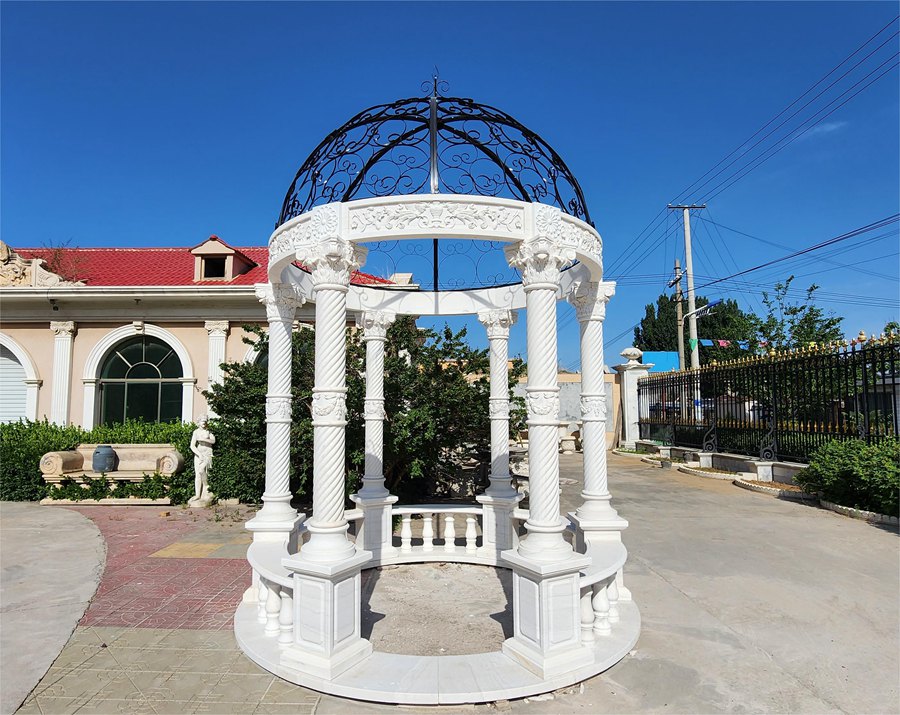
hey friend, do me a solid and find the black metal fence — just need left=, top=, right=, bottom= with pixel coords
left=637, top=334, right=899, bottom=463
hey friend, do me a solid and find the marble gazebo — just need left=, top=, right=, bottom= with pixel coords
left=235, top=89, right=640, bottom=704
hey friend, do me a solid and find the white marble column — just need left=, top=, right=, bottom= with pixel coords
left=476, top=309, right=521, bottom=556
left=246, top=285, right=305, bottom=544
left=299, top=237, right=368, bottom=565
left=614, top=348, right=653, bottom=449
left=504, top=239, right=575, bottom=563
left=568, top=281, right=623, bottom=525
left=283, top=234, right=372, bottom=682
left=501, top=230, right=592, bottom=679
left=351, top=310, right=398, bottom=559
left=205, top=320, right=229, bottom=418
left=478, top=309, right=518, bottom=497
left=50, top=321, right=75, bottom=425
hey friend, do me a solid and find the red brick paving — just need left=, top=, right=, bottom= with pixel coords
left=67, top=506, right=251, bottom=630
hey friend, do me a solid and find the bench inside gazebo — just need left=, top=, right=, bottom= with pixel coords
left=234, top=86, right=640, bottom=704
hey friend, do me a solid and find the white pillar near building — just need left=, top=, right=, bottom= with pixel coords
left=246, top=285, right=305, bottom=545
left=205, top=320, right=229, bottom=417
left=351, top=309, right=398, bottom=560
left=615, top=348, right=653, bottom=449
left=476, top=308, right=521, bottom=555
left=568, top=281, right=625, bottom=528
left=49, top=321, right=76, bottom=425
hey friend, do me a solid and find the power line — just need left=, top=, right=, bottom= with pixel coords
left=670, top=15, right=899, bottom=203
left=695, top=215, right=895, bottom=280
left=693, top=214, right=900, bottom=291
left=702, top=54, right=900, bottom=202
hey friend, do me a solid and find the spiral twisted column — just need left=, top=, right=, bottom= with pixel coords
left=250, top=284, right=305, bottom=530
left=358, top=311, right=395, bottom=497
left=569, top=281, right=620, bottom=522
left=350, top=311, right=399, bottom=559
left=478, top=309, right=518, bottom=497
left=505, top=238, right=575, bottom=562
left=300, top=237, right=368, bottom=564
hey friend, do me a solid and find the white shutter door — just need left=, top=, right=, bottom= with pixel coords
left=0, top=345, right=27, bottom=423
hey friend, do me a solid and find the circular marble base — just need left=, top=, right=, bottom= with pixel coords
left=234, top=600, right=640, bottom=705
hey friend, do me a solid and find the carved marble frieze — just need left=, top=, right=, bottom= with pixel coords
left=348, top=200, right=525, bottom=237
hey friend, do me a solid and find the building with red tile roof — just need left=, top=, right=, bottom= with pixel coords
left=0, top=237, right=394, bottom=427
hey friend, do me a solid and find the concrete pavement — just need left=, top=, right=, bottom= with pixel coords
left=8, top=453, right=900, bottom=714
left=0, top=502, right=105, bottom=715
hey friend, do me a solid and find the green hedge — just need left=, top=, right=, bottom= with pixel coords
left=795, top=438, right=899, bottom=516
left=0, top=420, right=195, bottom=503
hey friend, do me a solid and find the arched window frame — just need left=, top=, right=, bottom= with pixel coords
left=82, top=325, right=195, bottom=428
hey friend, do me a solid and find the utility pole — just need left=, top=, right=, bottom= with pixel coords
left=667, top=258, right=685, bottom=370
left=668, top=204, right=706, bottom=369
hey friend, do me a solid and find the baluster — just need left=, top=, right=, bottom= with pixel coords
left=278, top=589, right=293, bottom=645
left=608, top=577, right=620, bottom=623
left=443, top=514, right=456, bottom=552
left=257, top=579, right=269, bottom=624
left=465, top=515, right=477, bottom=553
left=265, top=583, right=281, bottom=637
left=400, top=515, right=412, bottom=552
left=581, top=588, right=595, bottom=644
left=592, top=581, right=611, bottom=636
left=422, top=513, right=434, bottom=552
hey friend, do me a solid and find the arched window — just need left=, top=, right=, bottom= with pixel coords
left=98, top=336, right=183, bottom=424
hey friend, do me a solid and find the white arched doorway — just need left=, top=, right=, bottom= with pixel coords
left=82, top=324, right=196, bottom=428
left=0, top=333, right=41, bottom=422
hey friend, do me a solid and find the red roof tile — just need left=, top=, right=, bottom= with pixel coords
left=17, top=245, right=392, bottom=287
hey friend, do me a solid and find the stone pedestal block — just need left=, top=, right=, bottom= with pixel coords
left=476, top=493, right=522, bottom=555
left=501, top=548, right=593, bottom=678
left=281, top=549, right=372, bottom=680
left=350, top=494, right=398, bottom=560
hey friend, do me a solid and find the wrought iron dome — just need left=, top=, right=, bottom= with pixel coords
left=277, top=86, right=593, bottom=228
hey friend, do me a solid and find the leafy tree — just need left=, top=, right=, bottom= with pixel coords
left=757, top=276, right=843, bottom=350
left=634, top=294, right=758, bottom=363
left=204, top=317, right=526, bottom=505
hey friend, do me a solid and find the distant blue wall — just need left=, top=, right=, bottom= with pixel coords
left=642, top=351, right=680, bottom=373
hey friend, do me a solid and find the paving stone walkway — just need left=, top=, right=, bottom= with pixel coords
left=9, top=453, right=900, bottom=715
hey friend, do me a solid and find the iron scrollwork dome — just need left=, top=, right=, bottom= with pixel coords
left=277, top=92, right=593, bottom=228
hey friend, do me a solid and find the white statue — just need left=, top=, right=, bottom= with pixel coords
left=188, top=415, right=215, bottom=507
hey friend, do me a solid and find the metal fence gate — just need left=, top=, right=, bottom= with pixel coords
left=637, top=334, right=899, bottom=463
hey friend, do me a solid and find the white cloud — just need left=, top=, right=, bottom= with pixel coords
left=799, top=121, right=849, bottom=141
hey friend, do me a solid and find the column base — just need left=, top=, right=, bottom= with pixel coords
left=500, top=548, right=593, bottom=679
left=281, top=549, right=373, bottom=681
left=350, top=493, right=399, bottom=560
left=515, top=517, right=575, bottom=563
left=299, top=523, right=359, bottom=564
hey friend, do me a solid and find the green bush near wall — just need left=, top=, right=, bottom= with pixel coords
left=795, top=438, right=899, bottom=516
left=0, top=420, right=196, bottom=503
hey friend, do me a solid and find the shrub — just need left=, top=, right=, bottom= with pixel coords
left=0, top=419, right=195, bottom=504
left=795, top=438, right=899, bottom=516
left=0, top=420, right=82, bottom=501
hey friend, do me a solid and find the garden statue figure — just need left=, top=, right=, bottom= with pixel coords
left=189, top=415, right=215, bottom=507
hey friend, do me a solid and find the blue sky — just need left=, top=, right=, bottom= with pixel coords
left=3, top=1, right=898, bottom=368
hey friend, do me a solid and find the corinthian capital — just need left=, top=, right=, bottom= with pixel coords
left=298, top=237, right=368, bottom=290
left=359, top=310, right=396, bottom=340
left=478, top=309, right=517, bottom=339
left=568, top=281, right=616, bottom=322
left=504, top=237, right=575, bottom=288
left=204, top=320, right=229, bottom=337
left=255, top=283, right=306, bottom=321
left=50, top=321, right=76, bottom=337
